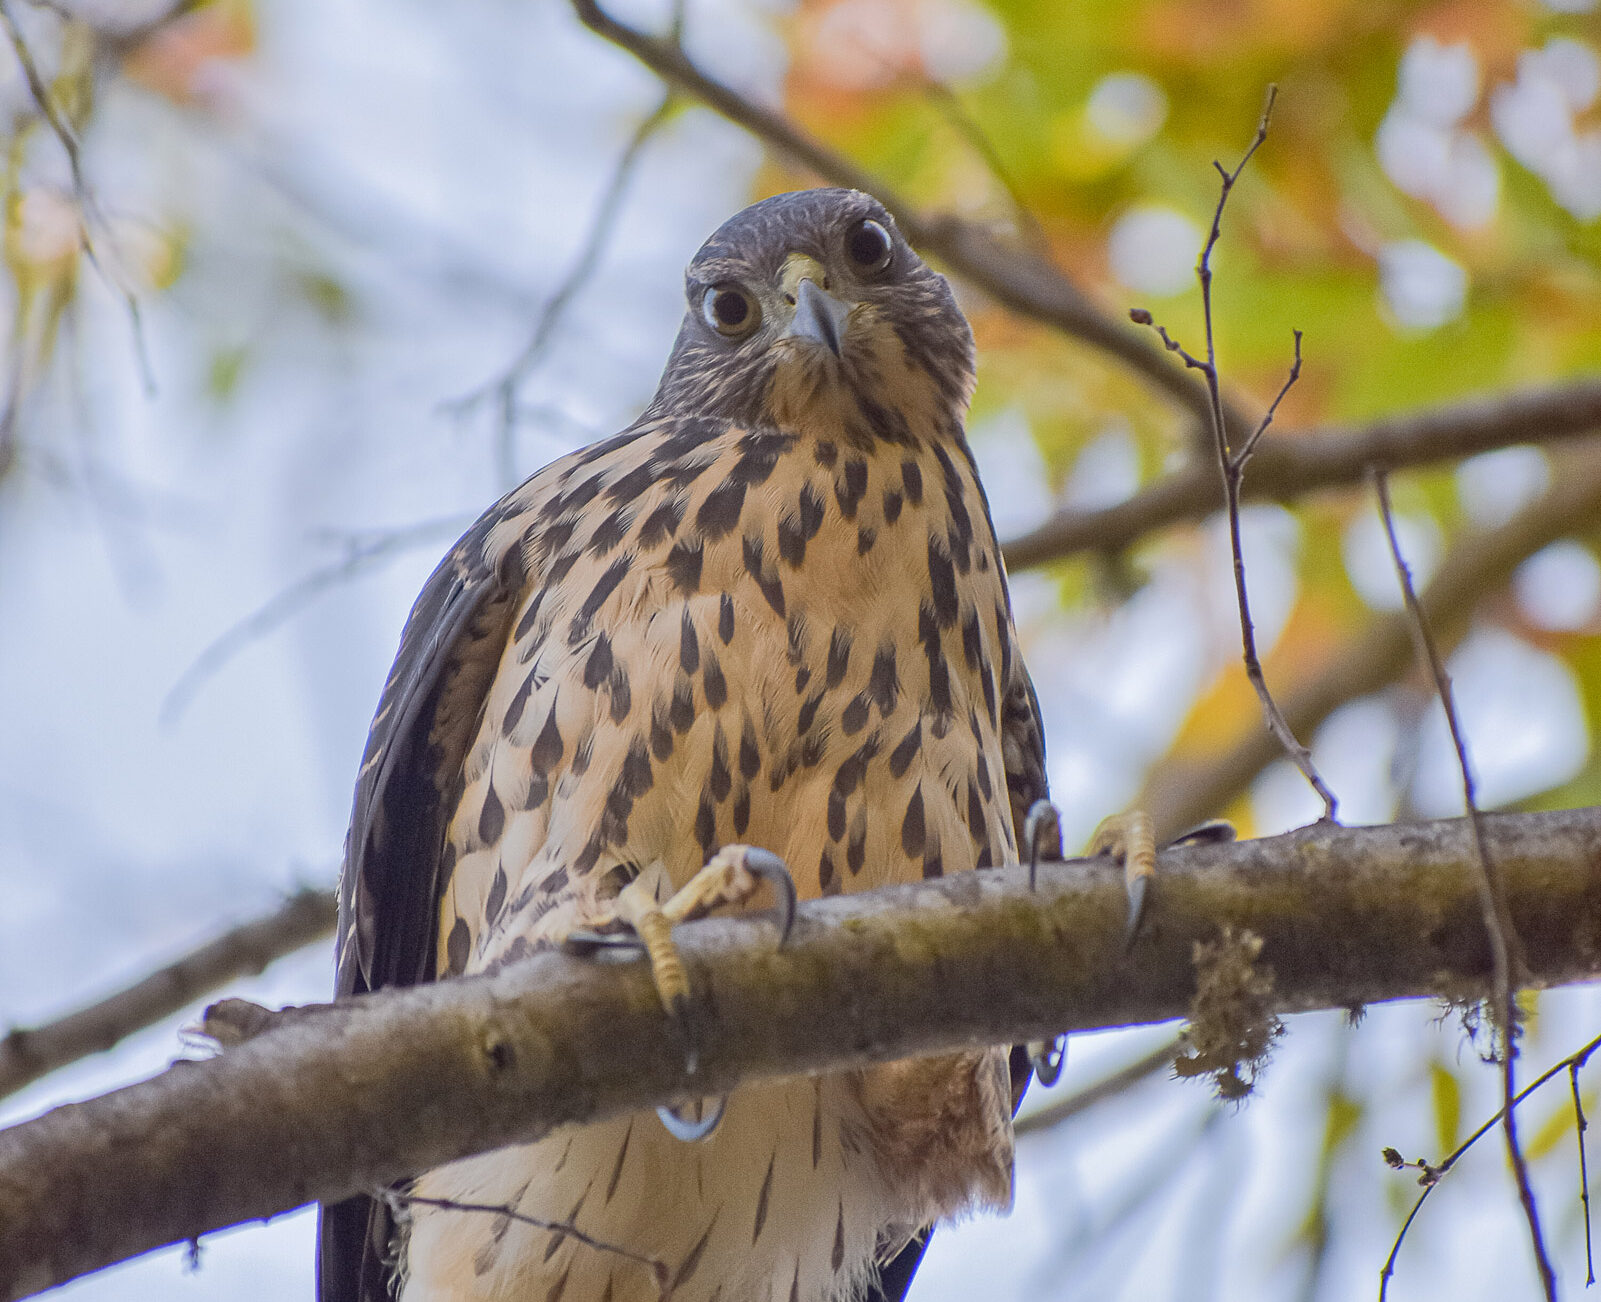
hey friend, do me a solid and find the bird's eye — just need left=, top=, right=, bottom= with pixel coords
left=701, top=284, right=761, bottom=338
left=844, top=218, right=894, bottom=275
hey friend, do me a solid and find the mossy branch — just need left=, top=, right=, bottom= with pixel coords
left=2, top=809, right=1601, bottom=1298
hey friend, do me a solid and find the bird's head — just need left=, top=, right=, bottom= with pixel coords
left=649, top=189, right=975, bottom=443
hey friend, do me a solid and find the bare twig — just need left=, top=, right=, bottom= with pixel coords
left=1233, top=328, right=1303, bottom=469
left=160, top=515, right=467, bottom=725
left=1371, top=467, right=1552, bottom=1301
left=382, top=1191, right=668, bottom=1293
left=1136, top=443, right=1601, bottom=840
left=446, top=90, right=676, bottom=487
left=1573, top=1060, right=1596, bottom=1286
left=4, top=809, right=1601, bottom=1298
left=1132, top=87, right=1338, bottom=824
left=566, top=0, right=1251, bottom=442
left=0, top=887, right=334, bottom=1101
left=0, top=0, right=154, bottom=394
left=1378, top=1032, right=1601, bottom=1299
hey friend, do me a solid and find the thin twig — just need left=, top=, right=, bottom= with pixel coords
left=1134, top=443, right=1601, bottom=841
left=383, top=1191, right=668, bottom=1293
left=1232, top=328, right=1302, bottom=468
left=1030, top=1104, right=1222, bottom=1293
left=1371, top=466, right=1552, bottom=1301
left=160, top=515, right=468, bottom=725
left=1573, top=1060, right=1595, bottom=1286
left=1378, top=1032, right=1601, bottom=1299
left=0, top=0, right=155, bottom=394
left=446, top=90, right=675, bottom=487
left=1131, top=86, right=1338, bottom=823
left=0, top=887, right=334, bottom=1101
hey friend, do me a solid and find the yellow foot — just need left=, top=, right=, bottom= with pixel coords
left=1090, top=810, right=1157, bottom=951
left=1092, top=813, right=1236, bottom=950
left=1024, top=811, right=1235, bottom=1089
left=565, top=844, right=796, bottom=1097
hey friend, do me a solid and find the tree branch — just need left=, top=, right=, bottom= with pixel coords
left=1002, top=378, right=1601, bottom=570
left=1137, top=442, right=1601, bottom=840
left=0, top=888, right=334, bottom=1103
left=4, top=809, right=1601, bottom=1299
left=566, top=0, right=1246, bottom=441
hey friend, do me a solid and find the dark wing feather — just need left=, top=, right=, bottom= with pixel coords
left=869, top=667, right=1048, bottom=1302
left=318, top=503, right=528, bottom=1302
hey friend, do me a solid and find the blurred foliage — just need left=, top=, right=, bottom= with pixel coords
left=758, top=0, right=1601, bottom=838
left=759, top=0, right=1601, bottom=1294
left=2, top=0, right=1600, bottom=1297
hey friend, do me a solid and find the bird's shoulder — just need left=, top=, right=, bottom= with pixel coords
left=336, top=411, right=745, bottom=995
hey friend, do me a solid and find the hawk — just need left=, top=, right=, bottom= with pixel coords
left=318, top=187, right=1063, bottom=1302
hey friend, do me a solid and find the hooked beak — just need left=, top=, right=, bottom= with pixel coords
left=782, top=258, right=853, bottom=358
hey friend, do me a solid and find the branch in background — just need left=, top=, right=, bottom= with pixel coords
left=1013, top=1033, right=1183, bottom=1137
left=917, top=78, right=1049, bottom=255
left=3, top=808, right=1601, bottom=1298
left=1372, top=468, right=1553, bottom=1301
left=1002, top=378, right=1601, bottom=570
left=1136, top=442, right=1601, bottom=841
left=444, top=89, right=677, bottom=488
left=0, top=888, right=334, bottom=1103
left=160, top=514, right=467, bottom=725
left=566, top=0, right=1249, bottom=442
left=384, top=1191, right=668, bottom=1292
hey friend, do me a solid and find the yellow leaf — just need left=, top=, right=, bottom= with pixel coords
left=1430, top=1060, right=1462, bottom=1154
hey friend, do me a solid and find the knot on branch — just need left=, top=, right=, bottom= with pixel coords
left=1175, top=926, right=1284, bottom=1101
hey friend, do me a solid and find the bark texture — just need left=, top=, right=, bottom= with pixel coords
left=1, top=808, right=1599, bottom=1299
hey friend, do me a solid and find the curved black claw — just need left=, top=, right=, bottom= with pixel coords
left=743, top=847, right=798, bottom=944
left=1024, top=799, right=1063, bottom=891
left=562, top=928, right=644, bottom=961
left=1029, top=1036, right=1067, bottom=1088
left=657, top=1094, right=728, bottom=1142
left=1123, top=873, right=1151, bottom=954
left=664, top=991, right=704, bottom=1076
left=1165, top=819, right=1236, bottom=849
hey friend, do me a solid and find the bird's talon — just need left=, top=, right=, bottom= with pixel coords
left=656, top=1095, right=727, bottom=1142
left=739, top=847, right=798, bottom=943
left=1028, top=1036, right=1066, bottom=1087
left=561, top=928, right=643, bottom=958
left=665, top=998, right=702, bottom=1076
left=1092, top=810, right=1157, bottom=949
left=1023, top=798, right=1063, bottom=891
left=1166, top=819, right=1236, bottom=848
left=1123, top=873, right=1150, bottom=953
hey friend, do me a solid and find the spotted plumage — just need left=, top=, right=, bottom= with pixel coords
left=319, top=188, right=1049, bottom=1302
